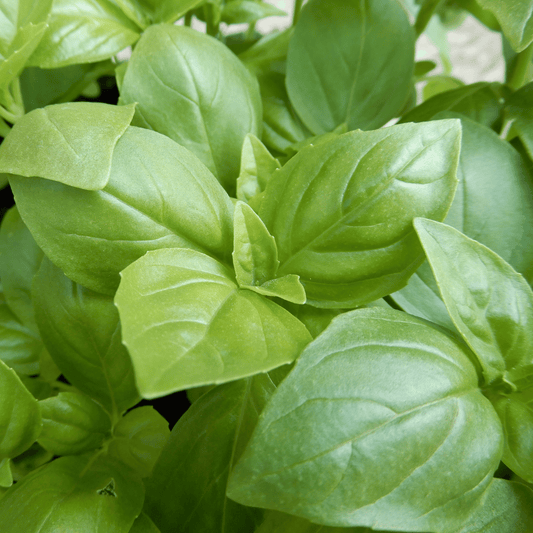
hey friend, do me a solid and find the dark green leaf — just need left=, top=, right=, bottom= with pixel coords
left=286, top=0, right=415, bottom=133
left=228, top=308, right=502, bottom=531
left=119, top=23, right=262, bottom=193
left=258, top=120, right=461, bottom=308
left=129, top=512, right=161, bottom=533
left=504, top=81, right=533, bottom=160
left=115, top=248, right=311, bottom=397
left=32, top=258, right=140, bottom=418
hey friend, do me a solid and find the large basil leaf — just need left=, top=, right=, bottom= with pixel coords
left=286, top=0, right=415, bottom=134
left=227, top=308, right=503, bottom=531
left=489, top=391, right=533, bottom=483
left=115, top=248, right=311, bottom=398
left=414, top=218, right=533, bottom=389
left=27, top=0, right=141, bottom=68
left=144, top=376, right=275, bottom=532
left=0, top=358, right=42, bottom=462
left=32, top=257, right=140, bottom=418
left=448, top=479, right=533, bottom=533
left=0, top=206, right=43, bottom=332
left=256, top=511, right=377, bottom=532
left=0, top=102, right=135, bottom=190
left=9, top=126, right=234, bottom=294
left=37, top=392, right=112, bottom=456
left=392, top=114, right=533, bottom=328
left=0, top=0, right=52, bottom=48
left=119, top=23, right=262, bottom=194
left=258, top=120, right=461, bottom=308
left=475, top=0, right=533, bottom=52
left=399, top=82, right=506, bottom=129
left=0, top=454, right=144, bottom=532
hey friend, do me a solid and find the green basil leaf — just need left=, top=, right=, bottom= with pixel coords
left=475, top=0, right=533, bottom=52
left=0, top=206, right=43, bottom=332
left=448, top=479, right=533, bottom=533
left=27, top=0, right=140, bottom=68
left=228, top=308, right=503, bottom=531
left=144, top=376, right=274, bottom=532
left=251, top=275, right=307, bottom=305
left=489, top=390, right=533, bottom=482
left=37, top=392, right=112, bottom=456
left=0, top=454, right=144, bottom=532
left=107, top=406, right=170, bottom=478
left=221, top=0, right=286, bottom=25
left=0, top=102, right=135, bottom=190
left=114, top=0, right=205, bottom=28
left=9, top=126, right=234, bottom=294
left=233, top=201, right=279, bottom=287
left=32, top=257, right=140, bottom=418
left=258, top=120, right=461, bottom=308
left=414, top=218, right=533, bottom=389
left=422, top=75, right=464, bottom=100
left=119, top=23, right=262, bottom=194
left=286, top=0, right=415, bottom=134
left=129, top=512, right=161, bottom=533
left=0, top=0, right=52, bottom=49
left=392, top=114, right=533, bottom=329
left=236, top=134, right=280, bottom=205
left=0, top=458, right=12, bottom=488
left=0, top=291, right=41, bottom=375
left=115, top=248, right=311, bottom=398
left=400, top=82, right=506, bottom=129
left=504, top=81, right=533, bottom=160
left=0, top=358, right=42, bottom=460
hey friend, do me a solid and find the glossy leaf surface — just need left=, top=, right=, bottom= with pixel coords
left=221, top=0, right=285, bottom=24
left=119, top=24, right=262, bottom=193
left=0, top=102, right=135, bottom=190
left=414, top=218, right=533, bottom=388
left=259, top=120, right=461, bottom=307
left=228, top=308, right=503, bottom=531
left=256, top=511, right=380, bottom=532
left=286, top=0, right=415, bottom=134
left=10, top=126, right=234, bottom=294
left=32, top=258, right=140, bottom=417
left=0, top=0, right=52, bottom=48
left=144, top=377, right=274, bottom=533
left=0, top=454, right=144, bottom=532
left=116, top=248, right=311, bottom=398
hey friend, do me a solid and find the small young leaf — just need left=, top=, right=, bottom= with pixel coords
left=259, top=120, right=461, bottom=308
left=227, top=308, right=502, bottom=531
left=107, top=406, right=170, bottom=478
left=414, top=218, right=533, bottom=388
left=251, top=275, right=307, bottom=305
left=38, top=392, right=112, bottom=456
left=0, top=102, right=135, bottom=190
left=221, top=0, right=286, bottom=25
left=144, top=377, right=274, bottom=533
left=115, top=248, right=311, bottom=398
left=286, top=0, right=415, bottom=133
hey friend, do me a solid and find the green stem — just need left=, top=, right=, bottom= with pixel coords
left=508, top=42, right=533, bottom=91
left=246, top=21, right=256, bottom=41
left=0, top=104, right=19, bottom=125
left=184, top=11, right=193, bottom=26
left=204, top=4, right=219, bottom=37
left=11, top=77, right=24, bottom=114
left=292, top=0, right=304, bottom=26
left=414, top=0, right=446, bottom=37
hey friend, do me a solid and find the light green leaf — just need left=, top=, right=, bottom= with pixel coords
left=107, top=406, right=170, bottom=478
left=415, top=218, right=533, bottom=389
left=0, top=206, right=43, bottom=332
left=114, top=0, right=205, bottom=28
left=250, top=275, right=307, bottom=305
left=400, top=82, right=506, bottom=129
left=423, top=75, right=464, bottom=100
left=233, top=201, right=278, bottom=287
left=38, top=392, right=112, bottom=456
left=0, top=458, right=12, bottom=488
left=258, top=120, right=461, bottom=308
left=228, top=308, right=502, bottom=531
left=32, top=257, right=140, bottom=418
left=283, top=123, right=349, bottom=159
left=392, top=114, right=533, bottom=329
left=504, top=81, right=533, bottom=160
left=27, top=0, right=140, bottom=68
left=144, top=377, right=274, bottom=533
left=0, top=454, right=144, bottom=532
left=119, top=23, right=262, bottom=194
left=0, top=102, right=135, bottom=190
left=115, top=248, right=311, bottom=398
left=9, top=126, right=234, bottom=294
left=448, top=479, right=533, bottom=532
left=129, top=512, right=161, bottom=533
left=476, top=0, right=533, bottom=52
left=221, top=0, right=286, bottom=24
left=236, top=134, right=280, bottom=205
left=286, top=0, right=415, bottom=134
left=0, top=0, right=52, bottom=49
left=488, top=390, right=533, bottom=482
left=0, top=358, right=42, bottom=460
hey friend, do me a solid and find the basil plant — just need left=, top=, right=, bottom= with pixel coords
left=1, top=0, right=533, bottom=531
